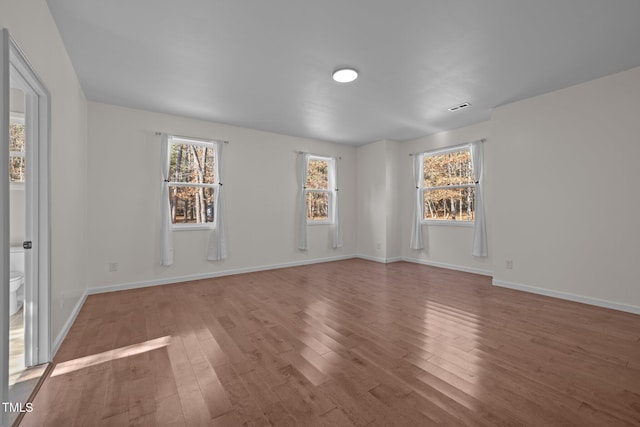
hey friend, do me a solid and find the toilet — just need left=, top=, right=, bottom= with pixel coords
left=9, top=246, right=25, bottom=316
left=10, top=271, right=24, bottom=315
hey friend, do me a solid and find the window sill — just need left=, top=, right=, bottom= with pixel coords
left=172, top=224, right=214, bottom=231
left=308, top=221, right=333, bottom=226
left=422, top=220, right=474, bottom=227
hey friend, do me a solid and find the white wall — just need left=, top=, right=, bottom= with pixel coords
left=399, top=121, right=493, bottom=275
left=87, top=102, right=356, bottom=290
left=356, top=141, right=387, bottom=260
left=491, top=66, right=640, bottom=311
left=356, top=139, right=402, bottom=262
left=0, top=0, right=89, bottom=346
left=385, top=141, right=401, bottom=260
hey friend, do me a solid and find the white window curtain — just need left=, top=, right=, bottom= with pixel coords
left=298, top=152, right=310, bottom=250
left=160, top=133, right=174, bottom=266
left=470, top=140, right=487, bottom=257
left=410, top=153, right=424, bottom=250
left=208, top=141, right=227, bottom=260
left=330, top=157, right=342, bottom=249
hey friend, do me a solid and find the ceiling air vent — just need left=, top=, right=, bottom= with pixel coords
left=448, top=102, right=471, bottom=112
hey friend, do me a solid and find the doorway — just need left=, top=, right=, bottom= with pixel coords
left=2, top=29, right=51, bottom=427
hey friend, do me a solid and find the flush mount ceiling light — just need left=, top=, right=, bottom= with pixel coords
left=332, top=67, right=359, bottom=83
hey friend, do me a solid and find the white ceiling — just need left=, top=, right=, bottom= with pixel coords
left=46, top=0, right=640, bottom=145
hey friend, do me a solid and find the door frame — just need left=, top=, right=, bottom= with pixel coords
left=1, top=28, right=51, bottom=425
left=1, top=28, right=11, bottom=427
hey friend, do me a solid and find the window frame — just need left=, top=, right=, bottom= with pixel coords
left=306, top=154, right=334, bottom=225
left=167, top=136, right=218, bottom=231
left=420, top=145, right=476, bottom=227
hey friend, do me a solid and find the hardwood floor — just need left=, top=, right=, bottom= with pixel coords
left=19, top=259, right=640, bottom=426
left=9, top=306, right=25, bottom=388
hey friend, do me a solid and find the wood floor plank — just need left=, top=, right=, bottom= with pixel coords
left=191, top=359, right=233, bottom=419
left=127, top=375, right=156, bottom=423
left=149, top=347, right=179, bottom=401
left=18, top=259, right=640, bottom=426
left=375, top=382, right=463, bottom=425
left=211, top=410, right=243, bottom=427
left=175, top=385, right=212, bottom=426
left=239, top=369, right=298, bottom=425
left=100, top=411, right=129, bottom=427
left=72, top=367, right=111, bottom=427
left=101, top=356, right=130, bottom=419
left=154, top=393, right=186, bottom=426
left=317, top=375, right=406, bottom=427
left=213, top=363, right=271, bottom=426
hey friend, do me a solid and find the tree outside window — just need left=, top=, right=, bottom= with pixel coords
left=423, top=148, right=476, bottom=222
left=9, top=120, right=25, bottom=183
left=167, top=137, right=216, bottom=226
left=306, top=156, right=333, bottom=222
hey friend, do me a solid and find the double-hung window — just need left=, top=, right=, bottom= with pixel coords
left=167, top=136, right=217, bottom=229
left=305, top=155, right=334, bottom=224
left=422, top=146, right=476, bottom=224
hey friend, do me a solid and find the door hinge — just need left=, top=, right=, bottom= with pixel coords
left=23, top=241, right=32, bottom=250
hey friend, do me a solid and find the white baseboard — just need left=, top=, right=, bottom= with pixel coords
left=356, top=254, right=402, bottom=264
left=88, top=254, right=356, bottom=296
left=51, top=289, right=88, bottom=358
left=402, top=256, right=493, bottom=276
left=492, top=279, right=640, bottom=315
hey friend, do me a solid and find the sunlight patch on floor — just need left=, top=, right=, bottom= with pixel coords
left=51, top=336, right=172, bottom=377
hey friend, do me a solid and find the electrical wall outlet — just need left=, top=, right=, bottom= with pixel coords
left=505, top=259, right=513, bottom=270
left=109, top=262, right=118, bottom=272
